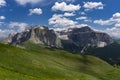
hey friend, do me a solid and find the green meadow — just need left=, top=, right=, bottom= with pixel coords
left=0, top=42, right=119, bottom=80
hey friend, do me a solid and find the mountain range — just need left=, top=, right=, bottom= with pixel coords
left=0, top=25, right=120, bottom=80
left=6, top=26, right=113, bottom=51
left=1, top=25, right=119, bottom=65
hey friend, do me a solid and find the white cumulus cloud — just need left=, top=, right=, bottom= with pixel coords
left=64, top=12, right=75, bottom=16
left=94, top=12, right=120, bottom=26
left=52, top=23, right=89, bottom=31
left=49, top=14, right=89, bottom=31
left=83, top=2, right=104, bottom=11
left=76, top=16, right=92, bottom=22
left=94, top=12, right=120, bottom=38
left=94, top=19, right=113, bottom=25
left=58, top=0, right=76, bottom=3
left=76, top=16, right=87, bottom=20
left=8, top=22, right=28, bottom=32
left=29, top=8, right=42, bottom=15
left=105, top=26, right=120, bottom=38
left=0, top=16, right=5, bottom=20
left=112, top=12, right=120, bottom=18
left=0, top=0, right=6, bottom=7
left=0, top=22, right=29, bottom=38
left=49, top=14, right=77, bottom=28
left=52, top=2, right=80, bottom=12
left=0, top=29, right=15, bottom=38
left=15, top=0, right=43, bottom=5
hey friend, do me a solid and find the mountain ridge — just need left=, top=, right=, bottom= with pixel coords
left=0, top=26, right=120, bottom=79
left=5, top=25, right=114, bottom=52
left=2, top=25, right=118, bottom=65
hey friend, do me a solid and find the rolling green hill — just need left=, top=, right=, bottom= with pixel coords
left=0, top=42, right=120, bottom=80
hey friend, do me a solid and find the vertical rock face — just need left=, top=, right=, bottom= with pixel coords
left=10, top=26, right=61, bottom=47
left=59, top=26, right=114, bottom=53
left=69, top=31, right=113, bottom=47
left=67, top=26, right=114, bottom=47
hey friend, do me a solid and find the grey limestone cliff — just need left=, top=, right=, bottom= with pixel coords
left=10, top=26, right=61, bottom=47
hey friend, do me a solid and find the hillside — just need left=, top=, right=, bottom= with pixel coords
left=0, top=42, right=120, bottom=80
left=86, top=42, right=120, bottom=65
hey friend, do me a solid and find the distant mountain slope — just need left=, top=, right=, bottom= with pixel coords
left=0, top=42, right=120, bottom=80
left=86, top=42, right=120, bottom=65
left=68, top=26, right=113, bottom=48
left=0, top=38, right=7, bottom=44
left=60, top=26, right=113, bottom=53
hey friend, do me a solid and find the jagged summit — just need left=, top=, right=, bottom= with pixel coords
left=25, top=25, right=48, bottom=31
left=58, top=26, right=113, bottom=53
left=9, top=26, right=61, bottom=47
left=69, top=26, right=93, bottom=33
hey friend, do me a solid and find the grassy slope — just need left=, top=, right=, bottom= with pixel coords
left=0, top=43, right=120, bottom=80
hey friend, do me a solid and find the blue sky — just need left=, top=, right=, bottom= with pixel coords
left=0, top=0, right=120, bottom=38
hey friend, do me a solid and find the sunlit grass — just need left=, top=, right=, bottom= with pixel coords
left=0, top=42, right=120, bottom=80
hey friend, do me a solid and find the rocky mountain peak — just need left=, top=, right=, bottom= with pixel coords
left=70, top=26, right=93, bottom=33
left=9, top=26, right=61, bottom=47
left=60, top=26, right=114, bottom=53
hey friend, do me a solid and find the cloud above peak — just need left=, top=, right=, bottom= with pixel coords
left=0, top=22, right=29, bottom=38
left=93, top=12, right=120, bottom=38
left=48, top=14, right=89, bottom=31
left=94, top=12, right=120, bottom=26
left=49, top=14, right=77, bottom=28
left=52, top=2, right=80, bottom=12
left=9, top=22, right=28, bottom=32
